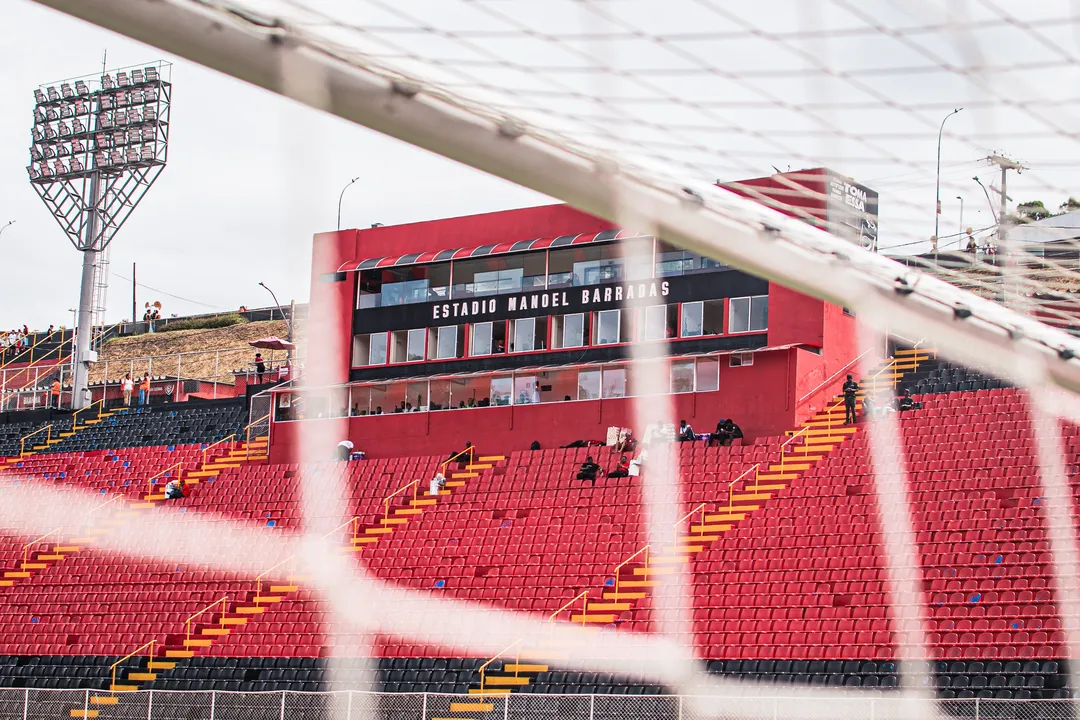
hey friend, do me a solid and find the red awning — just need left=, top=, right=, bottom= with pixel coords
left=336, top=229, right=638, bottom=273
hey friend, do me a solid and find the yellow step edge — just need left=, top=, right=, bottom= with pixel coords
left=768, top=464, right=810, bottom=472
left=54, top=545, right=81, bottom=553
left=603, top=591, right=646, bottom=600
left=477, top=455, right=504, bottom=462
left=688, top=524, right=732, bottom=533
left=380, top=518, right=409, bottom=525
left=146, top=661, right=176, bottom=670
left=89, top=696, right=120, bottom=705
left=393, top=508, right=423, bottom=516
left=617, top=579, right=658, bottom=587
left=253, top=595, right=283, bottom=603
left=633, top=566, right=674, bottom=576
left=235, top=606, right=266, bottom=615
left=651, top=555, right=689, bottom=564
left=585, top=602, right=631, bottom=611
left=200, top=628, right=231, bottom=636
left=468, top=689, right=511, bottom=696
left=483, top=676, right=533, bottom=686
left=450, top=703, right=495, bottom=712
left=269, top=585, right=298, bottom=592
left=755, top=473, right=798, bottom=481
left=220, top=618, right=248, bottom=626
left=748, top=484, right=787, bottom=491
left=705, top=513, right=745, bottom=522
left=35, top=554, right=65, bottom=560
left=109, top=684, right=139, bottom=692
left=21, top=563, right=47, bottom=570
left=465, top=464, right=492, bottom=470
left=569, top=614, right=617, bottom=624
left=0, top=581, right=14, bottom=587
left=451, top=473, right=478, bottom=479
left=184, top=639, right=214, bottom=647
left=71, top=710, right=98, bottom=718
left=503, top=663, right=548, bottom=672
left=164, top=651, right=195, bottom=659
left=445, top=481, right=465, bottom=487
left=352, top=537, right=379, bottom=544
left=3, top=572, right=30, bottom=579
left=661, top=547, right=702, bottom=555
left=410, top=499, right=438, bottom=506
left=365, top=528, right=394, bottom=535
left=677, top=534, right=719, bottom=543
left=731, top=493, right=772, bottom=501
left=127, top=672, right=157, bottom=681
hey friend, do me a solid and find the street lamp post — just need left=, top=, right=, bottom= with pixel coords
left=935, top=108, right=963, bottom=245
left=258, top=282, right=293, bottom=367
left=0, top=220, right=14, bottom=241
left=337, top=177, right=360, bottom=231
left=956, top=195, right=964, bottom=247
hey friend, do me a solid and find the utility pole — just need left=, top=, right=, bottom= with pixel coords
left=987, top=153, right=1026, bottom=308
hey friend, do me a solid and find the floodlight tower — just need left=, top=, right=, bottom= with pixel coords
left=26, top=62, right=171, bottom=409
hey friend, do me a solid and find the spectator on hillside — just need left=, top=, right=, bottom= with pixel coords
left=678, top=420, right=696, bottom=442
left=254, top=352, right=266, bottom=383
left=575, top=456, right=602, bottom=485
left=138, top=372, right=151, bottom=406
left=336, top=439, right=354, bottom=461
left=164, top=478, right=185, bottom=500
left=842, top=374, right=859, bottom=425
left=121, top=373, right=134, bottom=407
left=429, top=471, right=446, bottom=496
left=608, top=454, right=631, bottom=479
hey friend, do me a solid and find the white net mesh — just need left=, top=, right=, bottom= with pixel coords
left=16, top=0, right=1080, bottom=718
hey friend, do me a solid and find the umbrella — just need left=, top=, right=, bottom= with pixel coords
left=249, top=336, right=295, bottom=351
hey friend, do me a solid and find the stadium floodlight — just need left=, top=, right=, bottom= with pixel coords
left=26, top=61, right=171, bottom=409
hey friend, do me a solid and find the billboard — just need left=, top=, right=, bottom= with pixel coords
left=826, top=172, right=879, bottom=249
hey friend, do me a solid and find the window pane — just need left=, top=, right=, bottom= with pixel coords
left=602, top=367, right=627, bottom=398
left=472, top=322, right=492, bottom=356
left=436, top=326, right=457, bottom=359
left=514, top=375, right=539, bottom=405
left=407, top=328, right=426, bottom=362
left=596, top=309, right=620, bottom=345
left=681, top=302, right=703, bottom=337
left=577, top=369, right=601, bottom=400
left=729, top=297, right=750, bottom=333
left=645, top=305, right=668, bottom=340
left=490, top=376, right=513, bottom=405
left=750, top=295, right=769, bottom=331
left=671, top=360, right=695, bottom=393
left=695, top=358, right=719, bottom=392
left=514, top=317, right=535, bottom=353
left=563, top=313, right=584, bottom=348
left=368, top=332, right=388, bottom=365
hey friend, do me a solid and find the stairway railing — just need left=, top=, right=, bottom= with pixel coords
left=478, top=639, right=521, bottom=694
left=184, top=596, right=229, bottom=645
left=110, top=640, right=156, bottom=690
left=548, top=590, right=589, bottom=626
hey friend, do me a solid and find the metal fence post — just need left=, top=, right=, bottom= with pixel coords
left=346, top=690, right=353, bottom=720
left=975, top=698, right=979, bottom=720
left=421, top=692, right=428, bottom=720
left=21, top=688, right=27, bottom=720
left=84, top=689, right=89, bottom=718
left=773, top=696, right=778, bottom=720
left=504, top=693, right=510, bottom=720
left=147, top=689, right=153, bottom=720
left=280, top=690, right=286, bottom=720
left=588, top=694, right=595, bottom=720
left=677, top=695, right=683, bottom=720
left=210, top=690, right=216, bottom=720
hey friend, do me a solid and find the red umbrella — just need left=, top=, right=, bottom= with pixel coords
left=249, top=336, right=295, bottom=351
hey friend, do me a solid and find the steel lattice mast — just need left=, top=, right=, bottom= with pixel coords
left=27, top=62, right=171, bottom=409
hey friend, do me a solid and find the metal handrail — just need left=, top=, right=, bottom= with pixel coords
left=383, top=479, right=420, bottom=520
left=548, top=590, right=589, bottom=625
left=147, top=462, right=184, bottom=496
left=797, top=348, right=873, bottom=406
left=72, top=398, right=105, bottom=429
left=254, top=556, right=295, bottom=597
left=201, top=434, right=235, bottom=465
left=478, top=639, right=521, bottom=692
left=612, top=545, right=650, bottom=599
left=19, top=425, right=52, bottom=457
left=110, top=640, right=155, bottom=690
left=323, top=517, right=360, bottom=542
left=0, top=330, right=69, bottom=370
left=441, top=445, right=475, bottom=473
left=21, top=529, right=61, bottom=567
left=675, top=503, right=709, bottom=538
left=244, top=414, right=271, bottom=460
left=777, top=426, right=809, bottom=473
left=184, top=596, right=229, bottom=643
left=728, top=464, right=759, bottom=509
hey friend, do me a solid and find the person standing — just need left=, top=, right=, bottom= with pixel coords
left=49, top=378, right=61, bottom=409
left=254, top=352, right=266, bottom=383
left=121, top=373, right=134, bottom=407
left=842, top=374, right=859, bottom=425
left=138, top=372, right=151, bottom=406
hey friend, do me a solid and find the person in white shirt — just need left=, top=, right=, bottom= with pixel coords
left=164, top=478, right=185, bottom=500
left=429, top=472, right=446, bottom=496
left=336, top=439, right=354, bottom=461
left=121, top=373, right=134, bottom=407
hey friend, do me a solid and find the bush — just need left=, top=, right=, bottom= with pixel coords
left=157, top=313, right=247, bottom=333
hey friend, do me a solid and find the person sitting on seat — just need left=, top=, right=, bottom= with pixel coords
left=722, top=418, right=743, bottom=445
left=678, top=420, right=696, bottom=442
left=164, top=478, right=185, bottom=500
left=336, top=439, right=354, bottom=461
left=709, top=420, right=730, bottom=447
left=450, top=441, right=474, bottom=468
left=429, top=471, right=446, bottom=497
left=614, top=428, right=634, bottom=454
left=897, top=389, right=922, bottom=412
left=575, top=456, right=603, bottom=485
left=607, top=455, right=630, bottom=479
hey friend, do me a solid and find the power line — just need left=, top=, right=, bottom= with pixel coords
left=110, top=271, right=229, bottom=312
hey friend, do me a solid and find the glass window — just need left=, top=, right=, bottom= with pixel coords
left=729, top=295, right=769, bottom=333
left=681, top=302, right=703, bottom=337
left=563, top=313, right=585, bottom=348
left=514, top=375, right=540, bottom=405
left=491, top=376, right=513, bottom=406
left=452, top=252, right=546, bottom=298
left=471, top=322, right=493, bottom=356
left=696, top=358, right=719, bottom=392
left=602, top=367, right=627, bottom=398
left=513, top=317, right=536, bottom=353
left=594, top=309, right=620, bottom=345
left=548, top=244, right=626, bottom=289
left=357, top=264, right=449, bottom=308
left=436, top=326, right=457, bottom=360
left=671, top=360, right=695, bottom=393
left=577, top=369, right=601, bottom=400
left=406, top=328, right=426, bottom=362
left=428, top=378, right=452, bottom=411
left=368, top=332, right=388, bottom=365
left=655, top=241, right=725, bottom=277
left=644, top=305, right=669, bottom=340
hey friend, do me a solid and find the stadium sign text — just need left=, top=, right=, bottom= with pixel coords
left=432, top=280, right=671, bottom=320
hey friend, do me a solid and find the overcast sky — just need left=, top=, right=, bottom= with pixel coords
left=4, top=0, right=1080, bottom=330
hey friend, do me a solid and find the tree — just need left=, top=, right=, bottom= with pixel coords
left=1016, top=200, right=1053, bottom=222
left=1060, top=197, right=1080, bottom=214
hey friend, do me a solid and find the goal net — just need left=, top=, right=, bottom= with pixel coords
left=16, top=1, right=1080, bottom=719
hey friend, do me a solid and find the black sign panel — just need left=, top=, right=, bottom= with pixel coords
left=353, top=269, right=768, bottom=334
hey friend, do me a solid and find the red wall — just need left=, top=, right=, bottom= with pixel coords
left=269, top=349, right=799, bottom=462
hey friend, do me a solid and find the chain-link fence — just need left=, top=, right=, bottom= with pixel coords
left=0, top=690, right=1071, bottom=720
